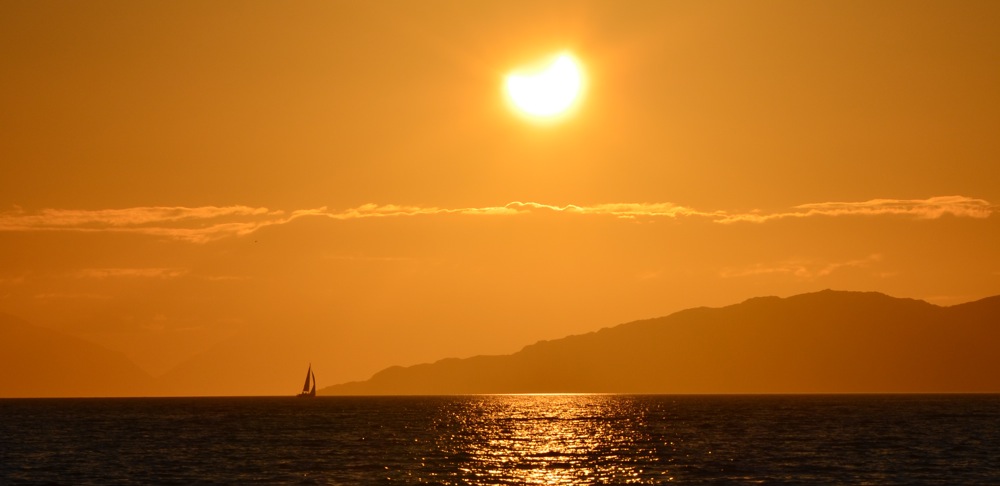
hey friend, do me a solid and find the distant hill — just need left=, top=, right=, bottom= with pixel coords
left=0, top=313, right=155, bottom=397
left=321, top=290, right=1000, bottom=395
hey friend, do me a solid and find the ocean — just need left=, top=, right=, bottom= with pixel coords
left=1, top=394, right=998, bottom=484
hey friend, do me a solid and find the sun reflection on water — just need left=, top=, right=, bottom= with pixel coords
left=433, top=394, right=669, bottom=484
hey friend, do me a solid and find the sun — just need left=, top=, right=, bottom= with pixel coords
left=504, top=52, right=585, bottom=121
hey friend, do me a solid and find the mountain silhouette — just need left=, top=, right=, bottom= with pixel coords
left=0, top=313, right=155, bottom=397
left=321, top=290, right=1000, bottom=395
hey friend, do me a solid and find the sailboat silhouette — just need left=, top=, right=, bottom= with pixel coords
left=297, top=364, right=316, bottom=398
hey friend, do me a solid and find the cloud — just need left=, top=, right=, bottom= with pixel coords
left=0, top=206, right=320, bottom=243
left=75, top=268, right=190, bottom=279
left=34, top=292, right=112, bottom=300
left=323, top=254, right=420, bottom=263
left=320, top=201, right=726, bottom=220
left=714, top=196, right=994, bottom=223
left=199, top=275, right=250, bottom=282
left=0, top=275, right=26, bottom=286
left=506, top=201, right=724, bottom=219
left=0, top=196, right=992, bottom=243
left=322, top=203, right=519, bottom=219
left=720, top=254, right=885, bottom=280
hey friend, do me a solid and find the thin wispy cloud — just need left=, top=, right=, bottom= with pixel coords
left=323, top=254, right=421, bottom=262
left=720, top=254, right=885, bottom=280
left=715, top=196, right=994, bottom=223
left=75, top=268, right=190, bottom=279
left=0, top=275, right=26, bottom=285
left=0, top=206, right=322, bottom=243
left=503, top=201, right=724, bottom=219
left=0, top=196, right=992, bottom=243
left=26, top=206, right=273, bottom=226
left=323, top=201, right=718, bottom=220
left=34, top=292, right=112, bottom=300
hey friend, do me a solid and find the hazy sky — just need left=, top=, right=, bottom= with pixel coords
left=2, top=1, right=998, bottom=395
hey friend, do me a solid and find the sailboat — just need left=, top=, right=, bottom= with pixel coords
left=297, top=364, right=317, bottom=398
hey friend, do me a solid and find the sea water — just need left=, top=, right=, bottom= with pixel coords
left=1, top=395, right=998, bottom=484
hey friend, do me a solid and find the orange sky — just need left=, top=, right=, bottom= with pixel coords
left=2, top=1, right=999, bottom=395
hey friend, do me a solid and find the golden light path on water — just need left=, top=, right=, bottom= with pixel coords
left=436, top=394, right=672, bottom=484
left=5, top=395, right=998, bottom=483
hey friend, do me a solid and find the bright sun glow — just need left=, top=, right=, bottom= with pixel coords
left=505, top=52, right=584, bottom=120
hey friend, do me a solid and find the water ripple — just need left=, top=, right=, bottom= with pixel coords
left=2, top=395, right=999, bottom=484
